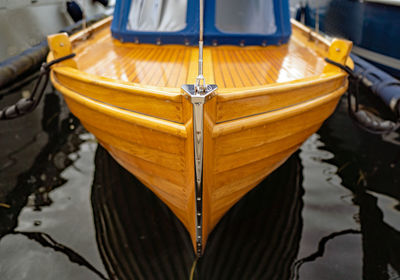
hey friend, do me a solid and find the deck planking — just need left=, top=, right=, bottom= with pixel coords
left=72, top=23, right=326, bottom=89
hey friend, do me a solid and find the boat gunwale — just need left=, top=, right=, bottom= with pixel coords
left=50, top=72, right=188, bottom=138
left=290, top=19, right=331, bottom=49
left=48, top=16, right=351, bottom=100
left=51, top=67, right=183, bottom=101
left=216, top=72, right=346, bottom=99
left=69, top=16, right=113, bottom=43
left=52, top=64, right=347, bottom=102
left=212, top=80, right=348, bottom=137
left=290, top=18, right=354, bottom=70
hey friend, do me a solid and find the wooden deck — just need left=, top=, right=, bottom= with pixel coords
left=73, top=23, right=326, bottom=89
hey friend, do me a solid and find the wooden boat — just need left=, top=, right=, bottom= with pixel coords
left=294, top=0, right=400, bottom=77
left=47, top=0, right=352, bottom=256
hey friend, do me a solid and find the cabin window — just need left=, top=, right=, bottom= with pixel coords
left=127, top=0, right=188, bottom=32
left=215, top=0, right=277, bottom=34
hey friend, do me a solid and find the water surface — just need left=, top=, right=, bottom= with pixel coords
left=0, top=83, right=399, bottom=279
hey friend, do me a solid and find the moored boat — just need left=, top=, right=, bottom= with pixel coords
left=293, top=0, right=400, bottom=77
left=47, top=0, right=352, bottom=255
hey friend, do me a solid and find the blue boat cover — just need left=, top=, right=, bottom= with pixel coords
left=351, top=54, right=400, bottom=116
left=295, top=0, right=400, bottom=77
left=111, top=0, right=291, bottom=46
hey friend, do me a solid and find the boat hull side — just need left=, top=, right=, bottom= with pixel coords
left=53, top=68, right=185, bottom=123
left=51, top=72, right=197, bottom=248
left=201, top=80, right=348, bottom=246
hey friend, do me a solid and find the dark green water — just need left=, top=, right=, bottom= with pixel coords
left=0, top=80, right=399, bottom=279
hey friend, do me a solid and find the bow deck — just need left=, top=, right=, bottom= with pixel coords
left=74, top=20, right=325, bottom=89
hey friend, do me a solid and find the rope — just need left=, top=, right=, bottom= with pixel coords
left=189, top=256, right=199, bottom=280
left=0, top=53, right=75, bottom=121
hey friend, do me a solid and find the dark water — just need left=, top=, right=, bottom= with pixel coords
left=0, top=80, right=399, bottom=279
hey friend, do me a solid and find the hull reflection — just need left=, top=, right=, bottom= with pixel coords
left=91, top=146, right=304, bottom=280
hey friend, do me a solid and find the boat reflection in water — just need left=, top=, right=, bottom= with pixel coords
left=91, top=146, right=304, bottom=280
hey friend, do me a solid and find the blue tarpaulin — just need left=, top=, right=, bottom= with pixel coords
left=111, top=0, right=291, bottom=46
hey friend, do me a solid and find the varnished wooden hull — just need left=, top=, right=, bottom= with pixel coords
left=48, top=17, right=352, bottom=253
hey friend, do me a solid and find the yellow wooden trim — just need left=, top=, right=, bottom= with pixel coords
left=54, top=70, right=184, bottom=123
left=53, top=67, right=182, bottom=100
left=47, top=19, right=351, bottom=95
left=215, top=75, right=345, bottom=123
left=216, top=72, right=346, bottom=99
left=51, top=72, right=188, bottom=138
left=212, top=82, right=347, bottom=137
left=290, top=19, right=353, bottom=74
left=47, top=33, right=77, bottom=68
left=324, top=39, right=353, bottom=73
left=291, top=19, right=331, bottom=48
left=346, top=57, right=354, bottom=70
left=69, top=16, right=113, bottom=43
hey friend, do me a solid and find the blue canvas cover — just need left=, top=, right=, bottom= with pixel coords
left=111, top=0, right=291, bottom=46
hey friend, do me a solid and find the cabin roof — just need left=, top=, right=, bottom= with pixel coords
left=111, top=0, right=291, bottom=46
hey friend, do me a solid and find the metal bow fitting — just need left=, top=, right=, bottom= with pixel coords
left=181, top=0, right=218, bottom=256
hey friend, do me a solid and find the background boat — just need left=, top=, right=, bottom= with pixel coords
left=292, top=0, right=400, bottom=77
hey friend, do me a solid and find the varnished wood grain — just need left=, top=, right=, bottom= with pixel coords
left=215, top=73, right=345, bottom=122
left=69, top=18, right=328, bottom=90
left=201, top=83, right=347, bottom=245
left=53, top=67, right=184, bottom=123
left=48, top=17, right=352, bottom=254
left=51, top=74, right=196, bottom=237
left=47, top=33, right=77, bottom=68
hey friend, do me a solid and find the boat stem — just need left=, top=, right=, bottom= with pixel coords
left=182, top=0, right=217, bottom=256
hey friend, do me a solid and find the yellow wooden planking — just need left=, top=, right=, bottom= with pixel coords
left=52, top=77, right=187, bottom=153
left=47, top=33, right=77, bottom=68
left=103, top=142, right=187, bottom=192
left=84, top=123, right=186, bottom=173
left=216, top=75, right=345, bottom=122
left=54, top=71, right=184, bottom=123
left=68, top=20, right=329, bottom=90
left=107, top=145, right=191, bottom=225
left=214, top=88, right=345, bottom=157
left=48, top=17, right=353, bottom=254
left=215, top=125, right=320, bottom=173
left=206, top=147, right=298, bottom=237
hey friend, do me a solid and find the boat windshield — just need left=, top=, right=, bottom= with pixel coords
left=127, top=0, right=188, bottom=32
left=215, top=0, right=276, bottom=34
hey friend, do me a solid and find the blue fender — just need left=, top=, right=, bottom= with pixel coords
left=351, top=54, right=400, bottom=117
